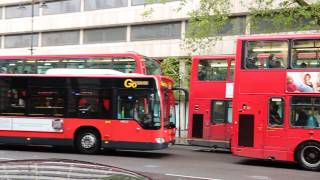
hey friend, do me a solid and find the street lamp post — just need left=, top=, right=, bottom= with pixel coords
left=30, top=0, right=35, bottom=55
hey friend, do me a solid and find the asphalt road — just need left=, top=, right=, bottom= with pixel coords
left=0, top=144, right=318, bottom=180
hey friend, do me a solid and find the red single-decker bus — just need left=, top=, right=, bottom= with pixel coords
left=0, top=69, right=176, bottom=154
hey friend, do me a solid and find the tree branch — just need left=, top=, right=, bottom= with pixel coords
left=294, top=0, right=310, bottom=6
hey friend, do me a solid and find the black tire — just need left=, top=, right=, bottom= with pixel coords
left=296, top=141, right=320, bottom=171
left=75, top=129, right=101, bottom=154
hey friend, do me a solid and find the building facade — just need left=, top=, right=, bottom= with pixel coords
left=0, top=0, right=319, bottom=57
left=0, top=0, right=256, bottom=57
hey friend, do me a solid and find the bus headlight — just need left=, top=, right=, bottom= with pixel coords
left=155, top=138, right=165, bottom=144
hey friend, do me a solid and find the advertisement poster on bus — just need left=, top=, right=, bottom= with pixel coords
left=287, top=72, right=320, bottom=93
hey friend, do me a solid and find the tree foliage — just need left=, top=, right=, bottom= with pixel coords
left=161, top=57, right=191, bottom=88
left=144, top=0, right=320, bottom=53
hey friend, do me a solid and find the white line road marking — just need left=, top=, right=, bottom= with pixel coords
left=165, top=173, right=223, bottom=180
left=0, top=158, right=14, bottom=160
left=144, top=165, right=160, bottom=168
left=248, top=176, right=271, bottom=180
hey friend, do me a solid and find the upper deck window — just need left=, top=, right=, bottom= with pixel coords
left=230, top=60, right=235, bottom=81
left=0, top=57, right=136, bottom=74
left=198, top=60, right=228, bottom=81
left=244, top=41, right=288, bottom=69
left=292, top=39, right=320, bottom=69
left=143, top=57, right=161, bottom=75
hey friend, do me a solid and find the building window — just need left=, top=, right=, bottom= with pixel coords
left=244, top=40, right=289, bottom=69
left=42, top=31, right=80, bottom=46
left=4, top=34, right=38, bottom=48
left=84, top=27, right=127, bottom=44
left=290, top=96, right=320, bottom=128
left=131, top=0, right=178, bottom=6
left=42, top=0, right=80, bottom=15
left=269, top=98, right=284, bottom=126
left=198, top=59, right=228, bottom=81
left=0, top=7, right=3, bottom=19
left=217, top=16, right=246, bottom=35
left=84, top=0, right=128, bottom=11
left=251, top=17, right=320, bottom=34
left=5, top=4, right=39, bottom=19
left=131, top=22, right=181, bottom=41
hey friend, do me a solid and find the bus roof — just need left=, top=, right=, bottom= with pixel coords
left=192, top=55, right=235, bottom=60
left=46, top=69, right=128, bottom=75
left=237, top=33, right=320, bottom=41
left=0, top=52, right=143, bottom=59
left=0, top=73, right=150, bottom=78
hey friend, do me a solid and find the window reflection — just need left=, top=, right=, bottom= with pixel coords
left=117, top=91, right=160, bottom=129
left=198, top=60, right=228, bottom=81
left=291, top=97, right=320, bottom=128
left=292, top=39, right=320, bottom=68
left=245, top=41, right=288, bottom=69
left=0, top=57, right=136, bottom=74
left=269, top=98, right=284, bottom=126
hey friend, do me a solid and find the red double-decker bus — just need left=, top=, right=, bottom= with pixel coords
left=0, top=69, right=176, bottom=154
left=231, top=34, right=320, bottom=170
left=188, top=55, right=235, bottom=149
left=0, top=52, right=161, bottom=75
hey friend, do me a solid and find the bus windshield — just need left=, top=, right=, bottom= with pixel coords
left=117, top=90, right=161, bottom=129
left=143, top=57, right=162, bottom=75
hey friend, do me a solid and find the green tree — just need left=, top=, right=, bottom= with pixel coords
left=144, top=0, right=320, bottom=53
left=161, top=57, right=191, bottom=88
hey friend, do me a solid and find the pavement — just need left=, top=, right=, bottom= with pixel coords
left=175, top=137, right=188, bottom=145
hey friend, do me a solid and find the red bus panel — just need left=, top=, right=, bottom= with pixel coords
left=188, top=55, right=234, bottom=149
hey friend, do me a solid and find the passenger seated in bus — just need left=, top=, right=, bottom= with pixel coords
left=274, top=60, right=282, bottom=68
left=269, top=104, right=282, bottom=125
left=78, top=97, right=98, bottom=114
left=267, top=54, right=277, bottom=68
left=246, top=57, right=258, bottom=69
left=295, top=107, right=309, bottom=126
left=306, top=113, right=319, bottom=128
left=300, top=62, right=307, bottom=68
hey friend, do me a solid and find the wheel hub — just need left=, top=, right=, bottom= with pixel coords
left=81, top=134, right=96, bottom=149
left=302, top=145, right=320, bottom=167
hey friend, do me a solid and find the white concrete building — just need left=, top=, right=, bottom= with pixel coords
left=0, top=0, right=255, bottom=57
left=0, top=0, right=319, bottom=57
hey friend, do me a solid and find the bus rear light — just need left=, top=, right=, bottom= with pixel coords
left=155, top=138, right=165, bottom=144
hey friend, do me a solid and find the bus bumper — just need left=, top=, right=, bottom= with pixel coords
left=102, top=141, right=171, bottom=151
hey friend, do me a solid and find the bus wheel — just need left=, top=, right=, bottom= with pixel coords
left=76, top=129, right=101, bottom=154
left=296, top=141, right=320, bottom=171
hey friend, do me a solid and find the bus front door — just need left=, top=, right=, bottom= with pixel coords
left=263, top=97, right=287, bottom=160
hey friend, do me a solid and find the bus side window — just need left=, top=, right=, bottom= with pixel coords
left=291, top=97, right=320, bottom=128
left=29, top=88, right=65, bottom=117
left=268, top=98, right=284, bottom=126
left=0, top=77, right=27, bottom=116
